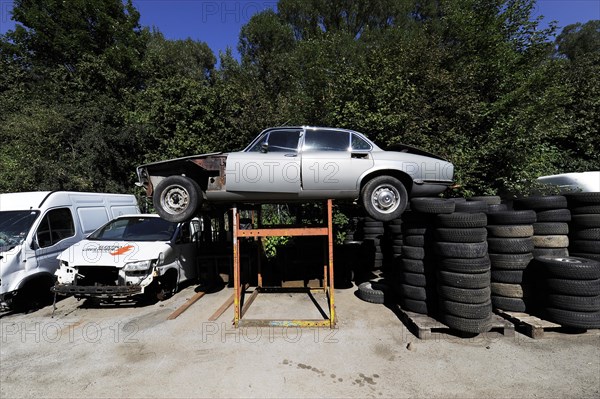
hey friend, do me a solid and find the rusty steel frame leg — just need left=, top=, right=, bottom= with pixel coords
left=233, top=206, right=241, bottom=327
left=327, top=199, right=335, bottom=327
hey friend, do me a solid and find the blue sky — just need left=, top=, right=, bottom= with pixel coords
left=1, top=0, right=599, bottom=58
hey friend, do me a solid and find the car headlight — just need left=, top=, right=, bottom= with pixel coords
left=123, top=260, right=153, bottom=272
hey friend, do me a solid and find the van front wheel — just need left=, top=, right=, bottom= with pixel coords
left=153, top=176, right=202, bottom=222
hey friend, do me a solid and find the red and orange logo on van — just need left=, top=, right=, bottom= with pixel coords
left=109, top=245, right=134, bottom=256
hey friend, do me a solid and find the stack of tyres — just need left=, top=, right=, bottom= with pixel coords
left=357, top=217, right=384, bottom=271
left=434, top=205, right=493, bottom=334
left=399, top=200, right=450, bottom=314
left=386, top=217, right=403, bottom=297
left=535, top=256, right=600, bottom=329
left=566, top=193, right=600, bottom=262
left=514, top=196, right=570, bottom=258
left=486, top=210, right=537, bottom=312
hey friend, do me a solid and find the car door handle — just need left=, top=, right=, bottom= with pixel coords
left=285, top=153, right=297, bottom=157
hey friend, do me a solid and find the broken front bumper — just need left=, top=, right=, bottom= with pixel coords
left=52, top=284, right=142, bottom=298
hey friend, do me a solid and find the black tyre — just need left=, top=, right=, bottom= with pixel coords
left=440, top=299, right=492, bottom=319
left=441, top=313, right=493, bottom=334
left=487, top=204, right=508, bottom=213
left=536, top=256, right=600, bottom=280
left=469, top=196, right=502, bottom=205
left=361, top=176, right=408, bottom=222
left=363, top=221, right=384, bottom=227
left=491, top=270, right=524, bottom=284
left=487, top=237, right=534, bottom=254
left=434, top=242, right=488, bottom=258
left=486, top=224, right=534, bottom=238
left=545, top=308, right=600, bottom=329
left=435, top=228, right=487, bottom=243
left=400, top=284, right=427, bottom=301
left=513, top=195, right=567, bottom=210
left=438, top=285, right=491, bottom=304
left=437, top=212, right=487, bottom=228
left=570, top=239, right=600, bottom=254
left=532, top=248, right=569, bottom=258
left=548, top=294, right=600, bottom=312
left=570, top=228, right=600, bottom=240
left=547, top=278, right=600, bottom=296
left=402, top=245, right=425, bottom=260
left=439, top=257, right=491, bottom=274
left=11, top=277, right=54, bottom=312
left=565, top=192, right=600, bottom=206
left=410, top=198, right=455, bottom=214
left=487, top=210, right=537, bottom=225
left=387, top=224, right=403, bottom=234
left=454, top=200, right=488, bottom=213
left=402, top=226, right=428, bottom=235
left=356, top=281, right=388, bottom=304
left=153, top=175, right=202, bottom=222
left=491, top=295, right=527, bottom=312
left=401, top=298, right=429, bottom=314
left=402, top=259, right=426, bottom=273
left=438, top=270, right=490, bottom=289
left=404, top=235, right=425, bottom=247
left=488, top=253, right=533, bottom=270
left=533, top=223, right=569, bottom=235
left=570, top=205, right=600, bottom=215
left=532, top=235, right=569, bottom=248
left=363, top=227, right=385, bottom=235
left=401, top=272, right=427, bottom=287
left=536, top=209, right=571, bottom=223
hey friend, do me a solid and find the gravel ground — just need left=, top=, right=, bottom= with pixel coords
left=1, top=284, right=599, bottom=398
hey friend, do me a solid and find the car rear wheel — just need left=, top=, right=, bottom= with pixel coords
left=153, top=175, right=202, bottom=222
left=361, top=176, right=408, bottom=222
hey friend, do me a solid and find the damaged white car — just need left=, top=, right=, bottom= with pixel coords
left=53, top=214, right=202, bottom=301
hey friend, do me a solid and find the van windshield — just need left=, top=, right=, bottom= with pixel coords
left=0, top=211, right=39, bottom=250
left=89, top=217, right=177, bottom=241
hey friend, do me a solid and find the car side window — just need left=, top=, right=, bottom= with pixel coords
left=303, top=130, right=350, bottom=151
left=36, top=208, right=75, bottom=248
left=351, top=133, right=372, bottom=151
left=265, top=130, right=301, bottom=152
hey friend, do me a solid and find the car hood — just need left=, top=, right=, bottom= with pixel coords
left=58, top=240, right=172, bottom=268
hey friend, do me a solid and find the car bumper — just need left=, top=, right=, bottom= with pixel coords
left=52, top=284, right=142, bottom=298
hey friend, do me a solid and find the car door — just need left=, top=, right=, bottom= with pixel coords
left=226, top=128, right=302, bottom=193
left=300, top=129, right=374, bottom=192
left=175, top=219, right=201, bottom=282
left=30, top=208, right=80, bottom=274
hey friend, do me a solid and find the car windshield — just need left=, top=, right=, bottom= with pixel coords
left=89, top=217, right=177, bottom=241
left=0, top=211, right=39, bottom=250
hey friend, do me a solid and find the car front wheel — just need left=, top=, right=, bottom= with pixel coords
left=153, top=175, right=202, bottom=222
left=361, top=176, right=408, bottom=222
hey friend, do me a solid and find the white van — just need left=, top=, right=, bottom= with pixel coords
left=0, top=191, right=139, bottom=309
left=54, top=214, right=202, bottom=301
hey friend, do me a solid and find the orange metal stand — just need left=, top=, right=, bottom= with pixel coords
left=232, top=200, right=336, bottom=328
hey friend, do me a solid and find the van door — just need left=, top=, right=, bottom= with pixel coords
left=175, top=220, right=200, bottom=282
left=30, top=208, right=80, bottom=274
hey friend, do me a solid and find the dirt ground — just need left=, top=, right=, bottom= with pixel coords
left=1, top=283, right=599, bottom=398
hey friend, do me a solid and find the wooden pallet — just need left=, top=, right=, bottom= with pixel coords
left=494, top=309, right=595, bottom=339
left=396, top=307, right=515, bottom=340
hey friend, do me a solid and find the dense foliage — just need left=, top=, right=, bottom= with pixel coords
left=1, top=0, right=598, bottom=198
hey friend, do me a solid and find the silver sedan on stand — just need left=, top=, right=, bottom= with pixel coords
left=136, top=127, right=454, bottom=222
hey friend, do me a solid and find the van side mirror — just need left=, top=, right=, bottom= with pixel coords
left=30, top=238, right=38, bottom=250
left=260, top=142, right=269, bottom=153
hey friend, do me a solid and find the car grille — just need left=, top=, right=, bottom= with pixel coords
left=76, top=266, right=120, bottom=286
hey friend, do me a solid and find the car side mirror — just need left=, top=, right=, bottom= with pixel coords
left=261, top=142, right=269, bottom=153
